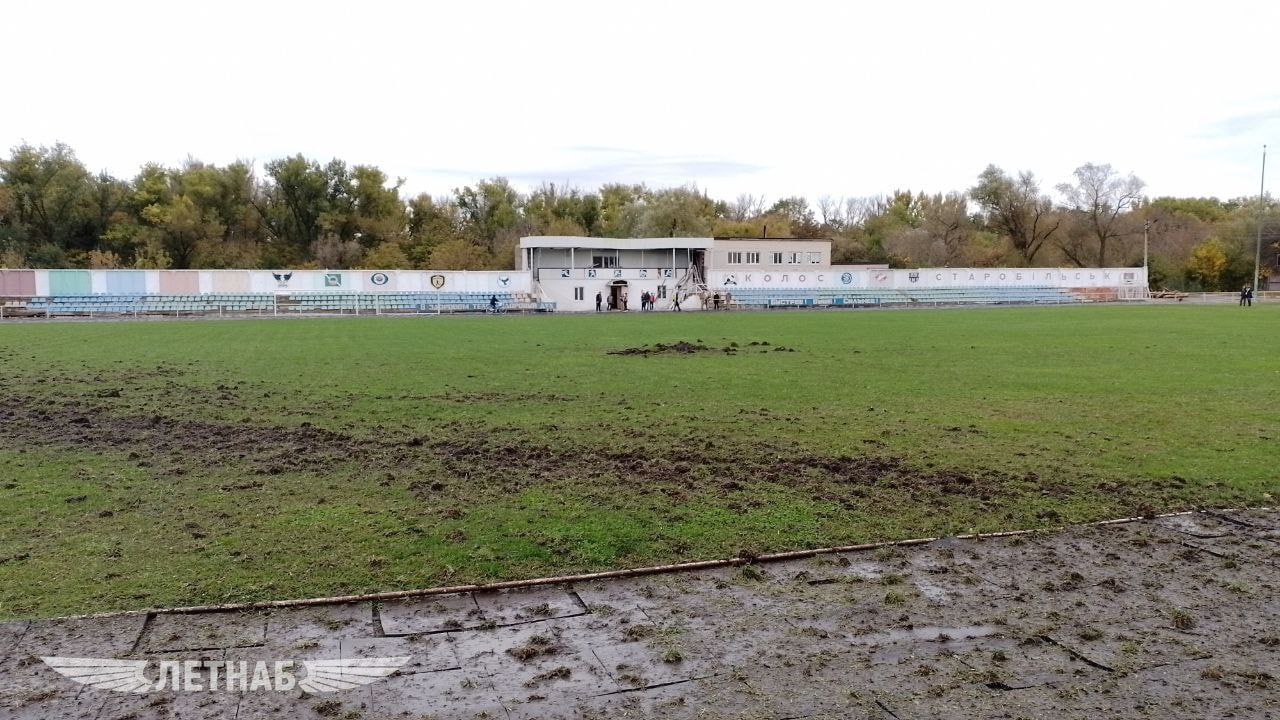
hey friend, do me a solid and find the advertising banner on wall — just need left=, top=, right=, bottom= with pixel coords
left=709, top=267, right=1145, bottom=290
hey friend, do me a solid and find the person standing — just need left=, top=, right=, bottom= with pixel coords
left=1246, top=286, right=1254, bottom=307
left=672, top=293, right=682, bottom=311
left=1241, top=285, right=1249, bottom=307
left=595, top=291, right=602, bottom=312
left=621, top=290, right=629, bottom=311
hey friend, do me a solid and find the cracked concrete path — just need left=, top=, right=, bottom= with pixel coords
left=1, top=509, right=1277, bottom=719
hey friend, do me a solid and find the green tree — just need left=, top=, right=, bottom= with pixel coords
left=0, top=143, right=97, bottom=262
left=454, top=177, right=521, bottom=252
left=970, top=165, right=1060, bottom=264
left=358, top=240, right=413, bottom=269
left=766, top=196, right=821, bottom=237
left=429, top=238, right=490, bottom=269
left=255, top=155, right=345, bottom=261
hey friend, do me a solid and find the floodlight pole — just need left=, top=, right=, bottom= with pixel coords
left=1143, top=220, right=1151, bottom=276
left=1254, top=144, right=1267, bottom=295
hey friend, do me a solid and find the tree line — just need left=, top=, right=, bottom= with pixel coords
left=1, top=143, right=1275, bottom=290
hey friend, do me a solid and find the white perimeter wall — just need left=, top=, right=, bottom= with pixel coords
left=18, top=269, right=531, bottom=295
left=709, top=267, right=1147, bottom=289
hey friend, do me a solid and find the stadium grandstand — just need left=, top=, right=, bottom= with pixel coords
left=0, top=237, right=1147, bottom=318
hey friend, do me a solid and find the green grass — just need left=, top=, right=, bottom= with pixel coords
left=1, top=305, right=1277, bottom=618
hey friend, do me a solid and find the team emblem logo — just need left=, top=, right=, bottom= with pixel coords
left=723, top=274, right=738, bottom=286
left=662, top=269, right=672, bottom=278
left=430, top=274, right=446, bottom=289
left=271, top=272, right=293, bottom=288
left=908, top=272, right=920, bottom=283
left=370, top=272, right=390, bottom=286
left=587, top=269, right=597, bottom=278
left=498, top=275, right=511, bottom=286
left=639, top=269, right=649, bottom=278
left=840, top=272, right=852, bottom=284
left=324, top=273, right=342, bottom=287
left=612, top=269, right=623, bottom=278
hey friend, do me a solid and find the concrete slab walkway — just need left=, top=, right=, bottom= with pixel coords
left=2, top=509, right=1276, bottom=719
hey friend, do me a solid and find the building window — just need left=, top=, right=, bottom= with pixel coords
left=574, top=287, right=584, bottom=301
left=787, top=252, right=802, bottom=264
left=657, top=285, right=667, bottom=298
left=808, top=252, right=821, bottom=264
left=772, top=252, right=783, bottom=264
left=746, top=252, right=760, bottom=264
left=592, top=255, right=617, bottom=269
left=727, top=251, right=743, bottom=264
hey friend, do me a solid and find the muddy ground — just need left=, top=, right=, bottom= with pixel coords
left=3, top=385, right=1210, bottom=522
left=0, top=392, right=1051, bottom=507
left=1, top=509, right=1276, bottom=719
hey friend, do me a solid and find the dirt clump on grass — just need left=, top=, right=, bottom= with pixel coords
left=607, top=341, right=712, bottom=356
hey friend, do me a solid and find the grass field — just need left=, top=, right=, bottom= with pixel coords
left=1, top=305, right=1277, bottom=618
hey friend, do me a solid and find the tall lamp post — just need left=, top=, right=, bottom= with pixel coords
left=1143, top=219, right=1151, bottom=271
left=1255, top=145, right=1268, bottom=295
left=1143, top=218, right=1155, bottom=290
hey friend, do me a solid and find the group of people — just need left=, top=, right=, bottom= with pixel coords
left=1239, top=285, right=1256, bottom=307
left=595, top=291, right=625, bottom=312
left=594, top=289, right=682, bottom=311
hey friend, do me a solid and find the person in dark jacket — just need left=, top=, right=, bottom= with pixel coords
left=595, top=292, right=602, bottom=312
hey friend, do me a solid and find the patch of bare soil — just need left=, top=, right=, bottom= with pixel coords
left=0, top=393, right=1149, bottom=510
left=606, top=340, right=794, bottom=356
left=607, top=341, right=712, bottom=356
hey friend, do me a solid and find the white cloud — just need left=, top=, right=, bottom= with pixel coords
left=2, top=0, right=1275, bottom=202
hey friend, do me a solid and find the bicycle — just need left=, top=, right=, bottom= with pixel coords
left=486, top=304, right=507, bottom=315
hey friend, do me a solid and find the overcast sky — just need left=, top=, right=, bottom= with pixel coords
left=3, top=0, right=1276, bottom=204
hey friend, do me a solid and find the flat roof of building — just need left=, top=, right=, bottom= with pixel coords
left=519, top=236, right=714, bottom=250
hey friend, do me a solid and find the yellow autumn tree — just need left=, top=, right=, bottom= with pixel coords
left=1185, top=238, right=1228, bottom=291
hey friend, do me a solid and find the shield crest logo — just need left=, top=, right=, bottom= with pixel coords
left=430, top=274, right=446, bottom=289
left=908, top=272, right=920, bottom=283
